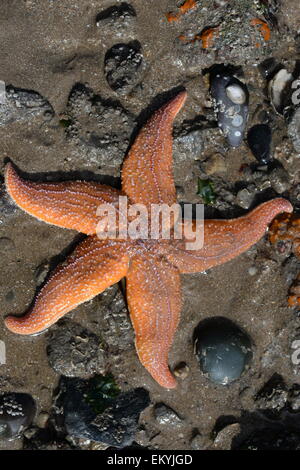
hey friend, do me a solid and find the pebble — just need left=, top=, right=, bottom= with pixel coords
left=0, top=85, right=54, bottom=126
left=96, top=3, right=136, bottom=33
left=173, top=129, right=203, bottom=162
left=104, top=41, right=144, bottom=95
left=173, top=362, right=190, bottom=379
left=98, top=285, right=134, bottom=353
left=55, top=377, right=150, bottom=448
left=154, top=403, right=182, bottom=426
left=213, top=423, right=240, bottom=450
left=34, top=261, right=50, bottom=286
left=202, top=153, right=227, bottom=175
left=269, top=167, right=291, bottom=194
left=47, top=320, right=106, bottom=378
left=66, top=84, right=134, bottom=165
left=194, top=317, right=253, bottom=385
left=255, top=374, right=288, bottom=414
left=235, top=187, right=256, bottom=209
left=35, top=412, right=49, bottom=429
left=248, top=266, right=258, bottom=276
left=190, top=432, right=206, bottom=450
left=247, top=124, right=272, bottom=165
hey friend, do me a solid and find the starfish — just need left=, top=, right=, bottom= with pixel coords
left=3, top=90, right=293, bottom=388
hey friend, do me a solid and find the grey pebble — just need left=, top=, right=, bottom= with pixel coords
left=154, top=403, right=182, bottom=426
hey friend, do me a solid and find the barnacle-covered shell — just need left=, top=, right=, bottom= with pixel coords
left=210, top=73, right=249, bottom=147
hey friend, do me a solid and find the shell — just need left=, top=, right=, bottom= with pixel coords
left=210, top=72, right=249, bottom=147
left=268, top=68, right=293, bottom=115
left=226, top=84, right=246, bottom=104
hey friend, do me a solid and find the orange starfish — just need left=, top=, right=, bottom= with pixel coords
left=3, top=91, right=293, bottom=388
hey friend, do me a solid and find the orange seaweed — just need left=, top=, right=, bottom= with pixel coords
left=250, top=18, right=271, bottom=42
left=166, top=12, right=180, bottom=22
left=166, top=0, right=197, bottom=22
left=200, top=27, right=219, bottom=49
left=178, top=26, right=219, bottom=48
left=179, top=0, right=196, bottom=13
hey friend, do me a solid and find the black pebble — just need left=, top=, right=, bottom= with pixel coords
left=194, top=317, right=253, bottom=385
left=247, top=124, right=272, bottom=164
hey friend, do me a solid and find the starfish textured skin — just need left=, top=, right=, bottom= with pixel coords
left=3, top=90, right=293, bottom=389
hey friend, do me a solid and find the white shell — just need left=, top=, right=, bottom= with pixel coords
left=225, top=84, right=246, bottom=104
left=268, top=68, right=293, bottom=113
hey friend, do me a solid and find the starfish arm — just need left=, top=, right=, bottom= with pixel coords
left=5, top=163, right=124, bottom=235
left=126, top=253, right=181, bottom=388
left=4, top=236, right=130, bottom=335
left=121, top=91, right=187, bottom=209
left=167, top=198, right=293, bottom=273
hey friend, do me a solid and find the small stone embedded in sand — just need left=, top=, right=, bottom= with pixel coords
left=190, top=432, right=206, bottom=450
left=0, top=85, right=54, bottom=126
left=47, top=320, right=106, bottom=378
left=96, top=3, right=136, bottom=33
left=213, top=422, right=241, bottom=450
left=202, top=153, right=226, bottom=175
left=35, top=411, right=49, bottom=429
left=269, top=167, right=291, bottom=194
left=173, top=127, right=204, bottom=162
left=235, top=187, right=256, bottom=209
left=104, top=41, right=144, bottom=95
left=194, top=317, right=253, bottom=385
left=255, top=373, right=288, bottom=414
left=154, top=403, right=182, bottom=426
left=173, top=362, right=190, bottom=379
left=248, top=265, right=258, bottom=276
left=65, top=83, right=134, bottom=165
left=34, top=260, right=50, bottom=286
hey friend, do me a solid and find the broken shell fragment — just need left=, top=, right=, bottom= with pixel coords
left=210, top=72, right=249, bottom=147
left=268, top=68, right=293, bottom=115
